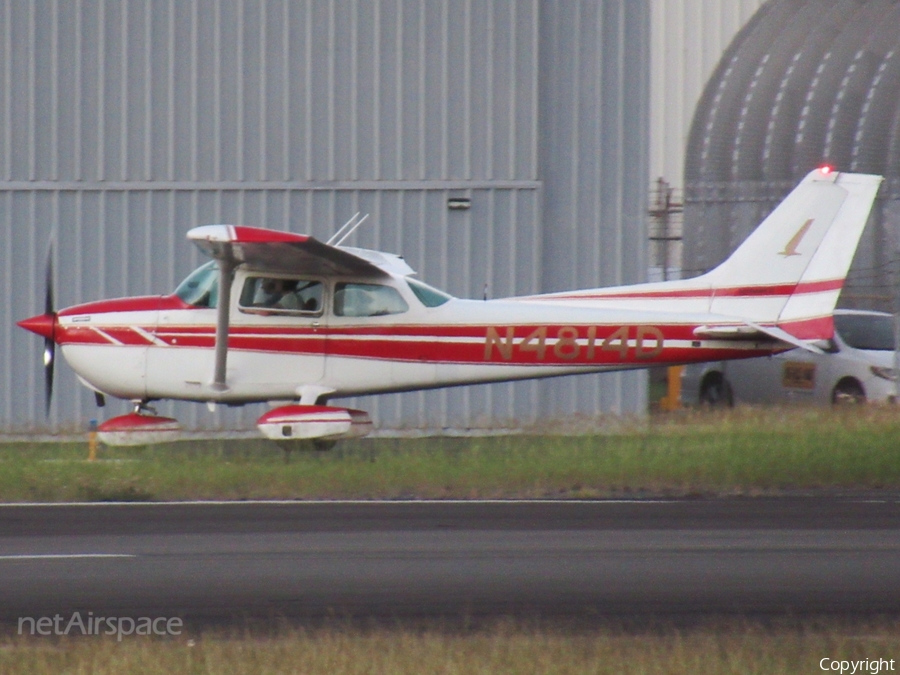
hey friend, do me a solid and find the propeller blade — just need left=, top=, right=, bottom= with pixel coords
left=44, top=339, right=54, bottom=415
left=43, top=236, right=56, bottom=416
left=44, top=239, right=54, bottom=317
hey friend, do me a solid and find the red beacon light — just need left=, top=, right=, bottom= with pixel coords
left=819, top=165, right=833, bottom=175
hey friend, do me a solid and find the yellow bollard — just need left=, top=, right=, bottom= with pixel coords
left=659, top=366, right=684, bottom=411
left=88, top=419, right=98, bottom=461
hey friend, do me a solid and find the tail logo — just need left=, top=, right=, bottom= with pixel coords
left=779, top=219, right=814, bottom=257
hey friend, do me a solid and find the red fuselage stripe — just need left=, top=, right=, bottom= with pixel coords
left=56, top=322, right=788, bottom=366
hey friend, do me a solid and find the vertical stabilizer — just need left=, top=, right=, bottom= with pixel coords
left=704, top=168, right=882, bottom=338
left=513, top=169, right=882, bottom=344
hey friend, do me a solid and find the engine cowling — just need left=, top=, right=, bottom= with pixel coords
left=256, top=405, right=373, bottom=442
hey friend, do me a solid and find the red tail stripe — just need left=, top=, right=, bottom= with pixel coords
left=774, top=316, right=834, bottom=340
left=542, top=278, right=844, bottom=301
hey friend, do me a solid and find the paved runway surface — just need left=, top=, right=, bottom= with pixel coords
left=1, top=498, right=899, bottom=625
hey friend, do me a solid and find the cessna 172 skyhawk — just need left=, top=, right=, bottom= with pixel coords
left=18, top=168, right=882, bottom=446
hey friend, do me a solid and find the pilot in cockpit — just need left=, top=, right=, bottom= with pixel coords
left=259, top=278, right=301, bottom=310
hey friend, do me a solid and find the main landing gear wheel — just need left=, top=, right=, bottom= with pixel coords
left=280, top=438, right=337, bottom=463
left=699, top=373, right=733, bottom=408
left=832, top=378, right=865, bottom=405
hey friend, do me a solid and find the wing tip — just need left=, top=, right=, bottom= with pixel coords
left=187, top=224, right=309, bottom=245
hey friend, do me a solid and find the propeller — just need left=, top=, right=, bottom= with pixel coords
left=42, top=239, right=56, bottom=415
left=17, top=237, right=59, bottom=416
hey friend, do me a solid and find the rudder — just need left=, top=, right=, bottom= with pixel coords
left=706, top=168, right=882, bottom=338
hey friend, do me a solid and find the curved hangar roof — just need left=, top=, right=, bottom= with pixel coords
left=686, top=0, right=900, bottom=185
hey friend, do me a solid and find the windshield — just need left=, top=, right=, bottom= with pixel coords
left=174, top=260, right=219, bottom=308
left=406, top=278, right=452, bottom=307
left=835, top=313, right=895, bottom=351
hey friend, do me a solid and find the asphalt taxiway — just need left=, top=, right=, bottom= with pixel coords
left=1, top=498, right=899, bottom=624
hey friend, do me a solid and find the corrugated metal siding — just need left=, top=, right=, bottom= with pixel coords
left=536, top=0, right=650, bottom=417
left=649, top=0, right=765, bottom=190
left=3, top=0, right=539, bottom=183
left=683, top=0, right=900, bottom=311
left=0, top=0, right=649, bottom=433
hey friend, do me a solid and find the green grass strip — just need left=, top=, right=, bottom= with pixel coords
left=1, top=406, right=899, bottom=502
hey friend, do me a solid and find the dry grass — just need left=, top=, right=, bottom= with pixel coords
left=2, top=619, right=899, bottom=674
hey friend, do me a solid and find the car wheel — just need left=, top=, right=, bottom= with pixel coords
left=831, top=378, right=865, bottom=405
left=699, top=373, right=733, bottom=407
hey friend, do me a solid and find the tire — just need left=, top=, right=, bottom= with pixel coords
left=831, top=378, right=865, bottom=405
left=699, top=373, right=733, bottom=408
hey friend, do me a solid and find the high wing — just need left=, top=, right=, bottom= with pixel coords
left=187, top=224, right=390, bottom=278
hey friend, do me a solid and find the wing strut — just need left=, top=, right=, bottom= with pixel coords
left=212, top=255, right=237, bottom=393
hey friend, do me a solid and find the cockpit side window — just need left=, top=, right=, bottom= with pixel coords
left=239, top=276, right=324, bottom=315
left=174, top=260, right=219, bottom=308
left=333, top=282, right=409, bottom=317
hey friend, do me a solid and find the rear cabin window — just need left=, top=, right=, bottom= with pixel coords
left=174, top=260, right=219, bottom=308
left=406, top=277, right=452, bottom=307
left=333, top=282, right=409, bottom=317
left=239, top=277, right=324, bottom=315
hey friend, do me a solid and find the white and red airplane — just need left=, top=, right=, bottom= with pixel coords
left=18, top=168, right=882, bottom=446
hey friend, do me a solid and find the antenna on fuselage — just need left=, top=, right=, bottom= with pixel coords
left=326, top=213, right=359, bottom=245
left=326, top=212, right=370, bottom=247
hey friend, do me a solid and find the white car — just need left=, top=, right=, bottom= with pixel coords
left=681, top=309, right=900, bottom=406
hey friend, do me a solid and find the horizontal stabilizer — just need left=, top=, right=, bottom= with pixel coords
left=747, top=322, right=824, bottom=354
left=692, top=325, right=767, bottom=340
left=693, top=323, right=822, bottom=353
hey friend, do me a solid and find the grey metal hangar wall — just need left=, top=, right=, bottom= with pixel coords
left=683, top=0, right=900, bottom=310
left=0, top=0, right=649, bottom=433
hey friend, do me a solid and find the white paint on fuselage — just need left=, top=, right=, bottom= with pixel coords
left=59, top=270, right=773, bottom=404
left=62, top=344, right=149, bottom=400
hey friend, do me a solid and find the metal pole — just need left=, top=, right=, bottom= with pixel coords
left=88, top=419, right=98, bottom=461
left=662, top=182, right=670, bottom=281
left=894, top=259, right=900, bottom=402
left=212, top=258, right=236, bottom=392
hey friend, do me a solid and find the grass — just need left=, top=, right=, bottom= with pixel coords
left=3, top=409, right=899, bottom=672
left=0, top=406, right=899, bottom=501
left=2, top=619, right=899, bottom=674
